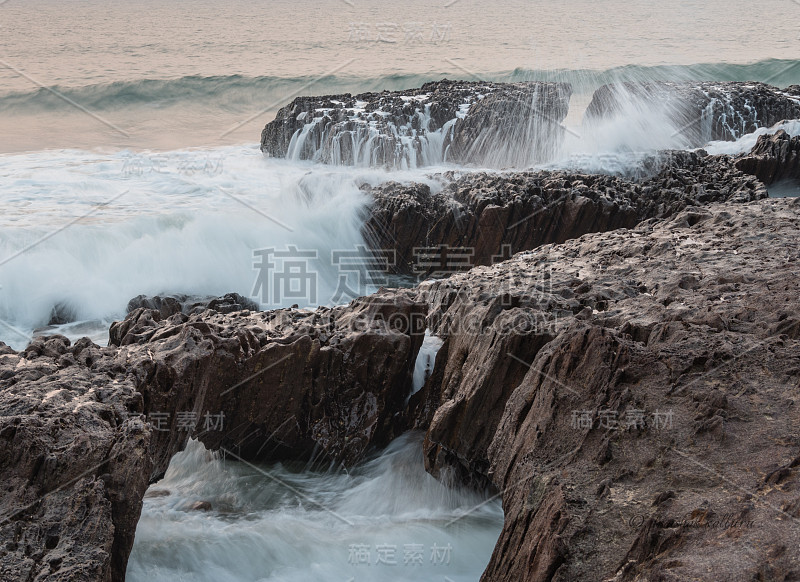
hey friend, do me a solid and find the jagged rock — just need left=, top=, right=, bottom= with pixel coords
left=364, top=151, right=767, bottom=274
left=586, top=81, right=800, bottom=144
left=260, top=80, right=572, bottom=168
left=0, top=290, right=425, bottom=581
left=447, top=83, right=572, bottom=166
left=117, top=290, right=426, bottom=470
left=735, top=129, right=800, bottom=185
left=0, top=335, right=152, bottom=582
left=412, top=199, right=800, bottom=581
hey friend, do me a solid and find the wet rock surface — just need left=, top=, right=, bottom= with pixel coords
left=364, top=150, right=767, bottom=275
left=260, top=79, right=572, bottom=167
left=586, top=81, right=800, bottom=144
left=413, top=198, right=800, bottom=581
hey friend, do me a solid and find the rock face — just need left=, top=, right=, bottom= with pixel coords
left=585, top=81, right=800, bottom=144
left=364, top=151, right=767, bottom=275
left=111, top=290, right=425, bottom=469
left=0, top=290, right=425, bottom=581
left=0, top=337, right=152, bottom=582
left=735, top=129, right=800, bottom=185
left=413, top=198, right=800, bottom=581
left=260, top=80, right=572, bottom=168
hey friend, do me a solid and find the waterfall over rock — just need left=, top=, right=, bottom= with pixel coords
left=260, top=80, right=573, bottom=168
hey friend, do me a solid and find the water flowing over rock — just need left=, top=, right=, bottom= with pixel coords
left=585, top=81, right=800, bottom=145
left=735, top=129, right=800, bottom=185
left=412, top=198, right=800, bottom=581
left=260, top=80, right=572, bottom=168
left=363, top=150, right=767, bottom=275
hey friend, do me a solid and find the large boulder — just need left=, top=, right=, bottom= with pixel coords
left=260, top=79, right=572, bottom=168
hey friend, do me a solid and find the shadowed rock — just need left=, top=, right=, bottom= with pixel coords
left=411, top=198, right=800, bottom=581
left=363, top=151, right=767, bottom=275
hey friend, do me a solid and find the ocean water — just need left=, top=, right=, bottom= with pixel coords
left=2, top=1, right=800, bottom=580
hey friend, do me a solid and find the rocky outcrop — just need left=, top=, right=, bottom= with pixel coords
left=260, top=80, right=572, bottom=168
left=112, top=290, right=425, bottom=469
left=364, top=151, right=767, bottom=275
left=0, top=337, right=152, bottom=582
left=586, top=81, right=800, bottom=144
left=0, top=290, right=425, bottom=581
left=412, top=198, right=800, bottom=581
left=735, top=129, right=800, bottom=185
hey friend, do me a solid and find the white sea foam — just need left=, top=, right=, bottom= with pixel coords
left=0, top=146, right=455, bottom=349
left=127, top=434, right=502, bottom=582
left=703, top=119, right=800, bottom=155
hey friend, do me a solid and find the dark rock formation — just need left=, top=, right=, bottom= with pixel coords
left=412, top=198, right=800, bottom=581
left=260, top=80, right=572, bottom=168
left=0, top=290, right=425, bottom=581
left=585, top=81, right=800, bottom=144
left=364, top=151, right=767, bottom=275
left=112, top=290, right=425, bottom=470
left=735, top=129, right=800, bottom=185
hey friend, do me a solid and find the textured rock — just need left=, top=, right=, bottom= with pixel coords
left=113, top=289, right=426, bottom=469
left=412, top=198, right=800, bottom=581
left=260, top=80, right=572, bottom=168
left=0, top=290, right=425, bottom=581
left=586, top=81, right=800, bottom=144
left=364, top=151, right=767, bottom=275
left=125, top=292, right=259, bottom=319
left=735, top=129, right=800, bottom=185
left=0, top=336, right=152, bottom=582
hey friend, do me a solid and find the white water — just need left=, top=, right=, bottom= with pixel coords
left=411, top=331, right=445, bottom=400
left=0, top=147, right=456, bottom=349
left=704, top=119, right=800, bottom=156
left=127, top=434, right=503, bottom=582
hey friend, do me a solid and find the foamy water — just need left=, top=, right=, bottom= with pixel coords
left=127, top=434, right=503, bottom=582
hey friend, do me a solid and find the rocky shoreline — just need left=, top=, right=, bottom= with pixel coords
left=2, top=82, right=800, bottom=582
